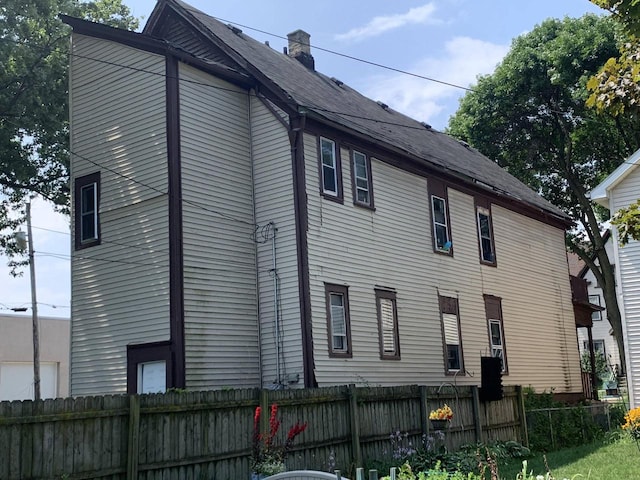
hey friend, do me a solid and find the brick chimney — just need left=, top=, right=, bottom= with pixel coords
left=287, top=29, right=315, bottom=70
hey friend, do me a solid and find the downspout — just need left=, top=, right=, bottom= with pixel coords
left=271, top=222, right=281, bottom=386
left=248, top=90, right=263, bottom=385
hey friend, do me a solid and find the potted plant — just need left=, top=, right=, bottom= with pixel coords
left=251, top=403, right=307, bottom=479
left=428, top=404, right=453, bottom=430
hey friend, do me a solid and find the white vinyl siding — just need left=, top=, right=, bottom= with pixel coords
left=609, top=164, right=640, bottom=407
left=70, top=34, right=170, bottom=396
left=304, top=132, right=580, bottom=392
left=251, top=97, right=303, bottom=387
left=179, top=64, right=259, bottom=389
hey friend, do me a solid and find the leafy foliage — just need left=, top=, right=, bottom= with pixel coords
left=0, top=0, right=138, bottom=264
left=610, top=199, right=640, bottom=245
left=579, top=350, right=610, bottom=379
left=447, top=14, right=639, bottom=375
left=523, top=389, right=609, bottom=451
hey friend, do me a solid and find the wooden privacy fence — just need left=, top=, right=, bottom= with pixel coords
left=0, top=384, right=527, bottom=479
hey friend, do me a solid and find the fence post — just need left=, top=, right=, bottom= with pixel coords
left=260, top=389, right=270, bottom=434
left=471, top=385, right=483, bottom=443
left=349, top=384, right=363, bottom=469
left=127, top=395, right=140, bottom=480
left=419, top=385, right=428, bottom=436
left=516, top=385, right=529, bottom=447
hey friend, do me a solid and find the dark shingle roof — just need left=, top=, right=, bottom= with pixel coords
left=158, top=0, right=570, bottom=222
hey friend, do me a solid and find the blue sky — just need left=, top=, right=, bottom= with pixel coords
left=0, top=0, right=606, bottom=318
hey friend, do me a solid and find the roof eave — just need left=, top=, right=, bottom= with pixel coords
left=303, top=108, right=572, bottom=229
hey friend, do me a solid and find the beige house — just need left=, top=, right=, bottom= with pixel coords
left=63, top=0, right=582, bottom=397
left=0, top=314, right=70, bottom=400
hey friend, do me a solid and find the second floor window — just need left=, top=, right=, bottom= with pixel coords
left=74, top=172, right=101, bottom=250
left=432, top=196, right=450, bottom=252
left=320, top=137, right=341, bottom=199
left=589, top=294, right=602, bottom=321
left=477, top=207, right=496, bottom=264
left=352, top=150, right=373, bottom=208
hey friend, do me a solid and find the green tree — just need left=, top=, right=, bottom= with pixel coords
left=448, top=15, right=640, bottom=373
left=0, top=0, right=138, bottom=264
left=587, top=0, right=640, bottom=245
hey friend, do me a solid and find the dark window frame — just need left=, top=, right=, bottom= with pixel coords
left=475, top=197, right=497, bottom=266
left=74, top=172, right=101, bottom=250
left=126, top=341, right=173, bottom=394
left=318, top=136, right=343, bottom=203
left=439, top=295, right=464, bottom=374
left=429, top=178, right=453, bottom=256
left=484, top=294, right=508, bottom=374
left=350, top=149, right=375, bottom=210
left=375, top=288, right=400, bottom=360
left=325, top=283, right=352, bottom=358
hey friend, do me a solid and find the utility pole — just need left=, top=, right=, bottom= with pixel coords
left=26, top=202, right=41, bottom=401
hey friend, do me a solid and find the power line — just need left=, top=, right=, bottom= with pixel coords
left=203, top=12, right=474, bottom=92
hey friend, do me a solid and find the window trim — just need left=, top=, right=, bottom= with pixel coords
left=439, top=295, right=464, bottom=374
left=484, top=294, right=508, bottom=374
left=318, top=136, right=343, bottom=203
left=74, top=172, right=101, bottom=250
left=350, top=149, right=375, bottom=209
left=589, top=294, right=602, bottom=321
left=429, top=178, right=453, bottom=256
left=325, top=283, right=352, bottom=358
left=476, top=201, right=497, bottom=266
left=375, top=288, right=400, bottom=360
left=126, top=341, right=173, bottom=394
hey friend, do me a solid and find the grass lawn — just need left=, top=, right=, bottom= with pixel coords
left=496, top=436, right=640, bottom=479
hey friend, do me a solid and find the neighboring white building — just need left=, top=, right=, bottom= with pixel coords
left=0, top=314, right=70, bottom=401
left=574, top=233, right=622, bottom=376
left=591, top=148, right=640, bottom=407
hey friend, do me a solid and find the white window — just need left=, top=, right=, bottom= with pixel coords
left=584, top=339, right=606, bottom=356
left=320, top=137, right=339, bottom=196
left=137, top=360, right=166, bottom=394
left=352, top=150, right=372, bottom=206
left=325, top=284, right=351, bottom=357
left=477, top=207, right=495, bottom=263
left=589, top=294, right=602, bottom=321
left=489, top=319, right=505, bottom=366
left=376, top=289, right=399, bottom=359
left=432, top=196, right=450, bottom=252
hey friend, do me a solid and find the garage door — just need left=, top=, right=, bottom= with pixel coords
left=0, top=362, right=58, bottom=401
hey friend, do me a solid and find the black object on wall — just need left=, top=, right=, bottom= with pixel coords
left=480, top=356, right=503, bottom=402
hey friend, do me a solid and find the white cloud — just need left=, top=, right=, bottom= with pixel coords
left=362, top=36, right=509, bottom=129
left=335, top=3, right=440, bottom=42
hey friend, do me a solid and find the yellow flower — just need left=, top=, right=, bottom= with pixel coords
left=429, top=404, right=453, bottom=420
left=623, top=407, right=640, bottom=439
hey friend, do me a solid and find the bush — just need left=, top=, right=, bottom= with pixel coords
left=524, top=388, right=607, bottom=451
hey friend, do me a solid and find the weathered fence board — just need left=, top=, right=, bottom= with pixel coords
left=0, top=385, right=524, bottom=479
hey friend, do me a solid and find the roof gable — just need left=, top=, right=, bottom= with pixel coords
left=590, top=147, right=640, bottom=209
left=146, top=0, right=570, bottom=225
